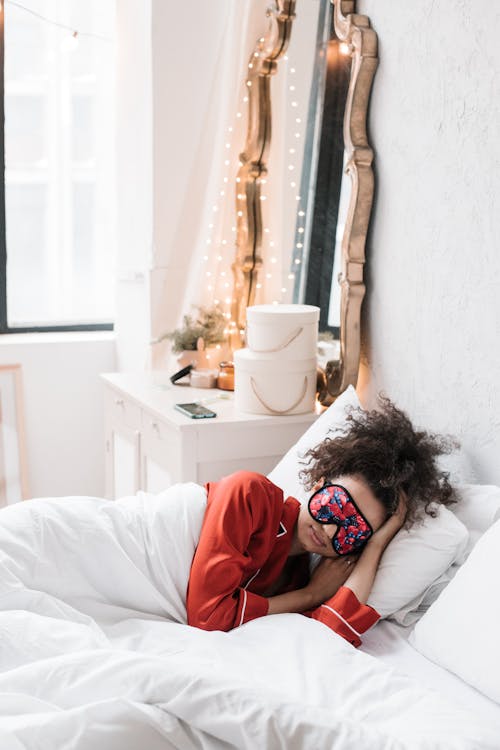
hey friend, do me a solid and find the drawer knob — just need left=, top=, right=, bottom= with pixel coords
left=115, top=398, right=124, bottom=407
left=151, top=421, right=159, bottom=432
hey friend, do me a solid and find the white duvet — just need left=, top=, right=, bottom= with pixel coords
left=0, top=486, right=497, bottom=750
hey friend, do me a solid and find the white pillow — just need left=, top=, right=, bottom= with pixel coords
left=267, top=385, right=361, bottom=502
left=453, top=483, right=500, bottom=537
left=410, top=517, right=500, bottom=704
left=367, top=506, right=468, bottom=619
left=268, top=388, right=469, bottom=619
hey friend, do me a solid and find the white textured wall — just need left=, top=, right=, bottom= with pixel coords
left=356, top=0, right=500, bottom=483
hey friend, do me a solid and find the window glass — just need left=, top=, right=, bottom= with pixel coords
left=4, top=0, right=116, bottom=327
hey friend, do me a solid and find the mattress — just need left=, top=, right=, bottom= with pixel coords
left=361, top=619, right=500, bottom=731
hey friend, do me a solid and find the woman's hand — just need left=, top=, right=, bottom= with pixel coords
left=304, top=555, right=357, bottom=608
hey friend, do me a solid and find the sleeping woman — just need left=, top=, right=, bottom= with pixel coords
left=186, top=397, right=457, bottom=646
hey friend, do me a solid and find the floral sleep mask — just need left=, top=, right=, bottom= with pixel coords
left=307, top=483, right=373, bottom=555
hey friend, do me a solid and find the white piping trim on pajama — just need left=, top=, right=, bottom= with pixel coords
left=238, top=589, right=248, bottom=627
left=320, top=604, right=362, bottom=638
left=243, top=568, right=261, bottom=590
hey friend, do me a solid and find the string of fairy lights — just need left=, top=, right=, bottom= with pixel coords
left=201, top=34, right=308, bottom=338
left=3, top=0, right=112, bottom=45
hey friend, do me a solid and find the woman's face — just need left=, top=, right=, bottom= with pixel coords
left=294, top=474, right=387, bottom=557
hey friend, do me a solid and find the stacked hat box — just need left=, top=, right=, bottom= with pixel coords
left=234, top=304, right=320, bottom=415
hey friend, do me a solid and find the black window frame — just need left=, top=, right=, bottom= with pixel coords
left=0, top=10, right=113, bottom=335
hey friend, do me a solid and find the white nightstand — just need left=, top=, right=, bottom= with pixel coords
left=101, top=372, right=318, bottom=499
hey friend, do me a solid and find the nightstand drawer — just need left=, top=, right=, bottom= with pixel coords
left=141, top=412, right=178, bottom=447
left=140, top=413, right=191, bottom=490
left=105, top=388, right=141, bottom=431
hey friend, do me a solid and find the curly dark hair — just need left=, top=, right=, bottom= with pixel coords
left=300, top=395, right=458, bottom=527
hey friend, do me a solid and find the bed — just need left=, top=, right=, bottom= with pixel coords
left=1, top=388, right=499, bottom=749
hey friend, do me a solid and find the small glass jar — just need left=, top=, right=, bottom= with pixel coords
left=217, top=361, right=234, bottom=391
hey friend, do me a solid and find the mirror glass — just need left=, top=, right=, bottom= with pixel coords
left=288, top=1, right=352, bottom=344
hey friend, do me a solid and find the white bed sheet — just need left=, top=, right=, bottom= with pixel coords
left=1, top=490, right=500, bottom=749
left=361, top=619, right=500, bottom=732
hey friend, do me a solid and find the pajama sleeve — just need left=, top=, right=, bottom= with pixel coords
left=186, top=471, right=281, bottom=632
left=308, top=586, right=380, bottom=647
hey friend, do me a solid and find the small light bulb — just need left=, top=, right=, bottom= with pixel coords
left=289, top=148, right=296, bottom=154
left=270, top=256, right=277, bottom=262
left=291, top=101, right=298, bottom=108
left=294, top=258, right=301, bottom=265
left=296, top=243, right=303, bottom=249
left=266, top=273, right=272, bottom=279
left=298, top=210, right=305, bottom=217
left=256, top=283, right=262, bottom=289
left=298, top=227, right=304, bottom=234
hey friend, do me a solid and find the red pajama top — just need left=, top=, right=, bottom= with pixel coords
left=186, top=471, right=380, bottom=647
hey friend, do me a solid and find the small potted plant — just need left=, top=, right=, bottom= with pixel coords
left=161, top=305, right=230, bottom=369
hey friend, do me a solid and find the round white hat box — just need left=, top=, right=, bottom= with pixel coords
left=245, top=304, right=320, bottom=360
left=234, top=348, right=317, bottom=416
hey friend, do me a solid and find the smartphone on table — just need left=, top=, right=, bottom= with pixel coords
left=174, top=402, right=217, bottom=419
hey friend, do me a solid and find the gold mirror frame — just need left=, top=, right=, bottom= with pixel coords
left=319, top=0, right=378, bottom=404
left=230, top=1, right=296, bottom=334
left=231, top=0, right=378, bottom=406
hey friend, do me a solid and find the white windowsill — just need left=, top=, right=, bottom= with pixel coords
left=0, top=331, right=116, bottom=346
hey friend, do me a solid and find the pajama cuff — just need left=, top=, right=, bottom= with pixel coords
left=310, top=586, right=380, bottom=647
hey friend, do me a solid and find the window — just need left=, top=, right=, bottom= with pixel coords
left=0, top=0, right=116, bottom=332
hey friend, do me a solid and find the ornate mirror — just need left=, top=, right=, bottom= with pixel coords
left=231, top=0, right=378, bottom=405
